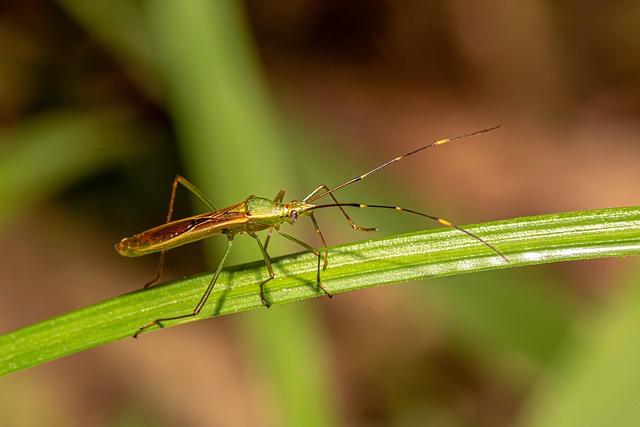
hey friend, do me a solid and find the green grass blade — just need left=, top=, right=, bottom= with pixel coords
left=144, top=1, right=336, bottom=424
left=1, top=206, right=639, bottom=376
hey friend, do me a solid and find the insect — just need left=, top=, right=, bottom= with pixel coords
left=116, top=126, right=507, bottom=337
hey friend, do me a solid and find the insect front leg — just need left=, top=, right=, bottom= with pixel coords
left=249, top=232, right=275, bottom=307
left=134, top=236, right=233, bottom=338
left=276, top=230, right=333, bottom=299
left=303, top=184, right=377, bottom=232
left=145, top=175, right=218, bottom=288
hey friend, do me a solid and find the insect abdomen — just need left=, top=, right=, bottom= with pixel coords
left=115, top=215, right=243, bottom=256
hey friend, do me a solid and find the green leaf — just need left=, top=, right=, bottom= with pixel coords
left=1, top=206, right=639, bottom=376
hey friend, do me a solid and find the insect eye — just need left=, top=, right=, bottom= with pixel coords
left=290, top=210, right=299, bottom=221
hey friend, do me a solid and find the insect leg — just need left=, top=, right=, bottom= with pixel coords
left=134, top=236, right=234, bottom=338
left=144, top=175, right=217, bottom=288
left=273, top=189, right=286, bottom=204
left=276, top=230, right=333, bottom=298
left=264, top=189, right=285, bottom=251
left=145, top=251, right=166, bottom=289
left=304, top=184, right=377, bottom=232
left=178, top=176, right=215, bottom=209
left=309, top=213, right=329, bottom=270
left=249, top=232, right=275, bottom=307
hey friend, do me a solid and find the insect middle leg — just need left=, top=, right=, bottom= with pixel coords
left=249, top=232, right=275, bottom=307
left=145, top=175, right=218, bottom=288
left=304, top=184, right=377, bottom=232
left=309, top=213, right=329, bottom=270
left=276, top=230, right=333, bottom=298
left=134, top=236, right=233, bottom=338
left=264, top=189, right=285, bottom=251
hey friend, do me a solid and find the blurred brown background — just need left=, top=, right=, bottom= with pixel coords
left=1, top=1, right=639, bottom=426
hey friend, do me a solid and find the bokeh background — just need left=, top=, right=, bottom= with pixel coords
left=1, top=1, right=640, bottom=426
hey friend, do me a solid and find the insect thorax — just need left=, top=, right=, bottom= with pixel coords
left=245, top=196, right=285, bottom=221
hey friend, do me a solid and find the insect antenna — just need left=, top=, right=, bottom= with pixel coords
left=307, top=202, right=508, bottom=262
left=305, top=125, right=501, bottom=203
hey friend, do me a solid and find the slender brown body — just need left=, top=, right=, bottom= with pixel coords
left=115, top=196, right=304, bottom=257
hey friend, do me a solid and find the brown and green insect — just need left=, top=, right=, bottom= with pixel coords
left=116, top=126, right=507, bottom=337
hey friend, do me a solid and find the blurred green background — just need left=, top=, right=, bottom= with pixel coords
left=1, top=1, right=639, bottom=426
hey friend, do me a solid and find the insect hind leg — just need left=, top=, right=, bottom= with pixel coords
left=134, top=237, right=233, bottom=338
left=144, top=175, right=217, bottom=289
